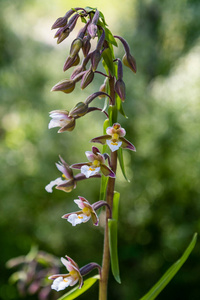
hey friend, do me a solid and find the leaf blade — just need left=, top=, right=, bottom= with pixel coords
left=108, top=219, right=121, bottom=284
left=140, top=233, right=197, bottom=300
left=58, top=275, right=100, bottom=300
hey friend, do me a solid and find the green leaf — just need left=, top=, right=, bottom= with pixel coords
left=108, top=219, right=121, bottom=284
left=58, top=275, right=100, bottom=300
left=113, top=191, right=120, bottom=221
left=84, top=6, right=96, bottom=13
left=118, top=148, right=129, bottom=182
left=100, top=175, right=108, bottom=201
left=116, top=95, right=128, bottom=118
left=102, top=48, right=114, bottom=76
left=108, top=105, right=118, bottom=125
left=104, top=27, right=118, bottom=47
left=99, top=11, right=108, bottom=26
left=140, top=233, right=197, bottom=300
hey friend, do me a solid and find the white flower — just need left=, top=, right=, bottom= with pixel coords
left=106, top=139, right=122, bottom=152
left=67, top=213, right=90, bottom=226
left=51, top=276, right=73, bottom=291
left=80, top=165, right=101, bottom=178
left=45, top=178, right=64, bottom=193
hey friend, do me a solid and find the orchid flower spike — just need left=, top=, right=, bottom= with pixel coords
left=62, top=196, right=99, bottom=226
left=71, top=146, right=115, bottom=178
left=91, top=123, right=136, bottom=152
left=49, top=256, right=83, bottom=291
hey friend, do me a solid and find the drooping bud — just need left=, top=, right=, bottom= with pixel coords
left=115, top=79, right=126, bottom=101
left=70, top=65, right=86, bottom=80
left=51, top=79, right=75, bottom=94
left=122, top=53, right=137, bottom=73
left=70, top=38, right=83, bottom=58
left=81, top=67, right=94, bottom=89
left=51, top=8, right=81, bottom=29
left=91, top=50, right=101, bottom=72
left=82, top=35, right=91, bottom=57
left=87, top=10, right=100, bottom=38
left=52, top=17, right=68, bottom=29
left=54, top=14, right=79, bottom=44
left=55, top=26, right=70, bottom=44
left=63, top=55, right=80, bottom=72
left=69, top=102, right=88, bottom=118
left=114, top=35, right=137, bottom=73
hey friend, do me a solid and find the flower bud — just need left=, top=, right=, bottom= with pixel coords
left=70, top=65, right=86, bottom=80
left=81, top=68, right=94, bottom=89
left=51, top=17, right=68, bottom=29
left=115, top=79, right=126, bottom=101
left=63, top=55, right=80, bottom=72
left=87, top=10, right=99, bottom=38
left=98, top=79, right=107, bottom=98
left=122, top=53, right=137, bottom=73
left=82, top=35, right=91, bottom=57
left=55, top=26, right=70, bottom=44
left=51, top=79, right=75, bottom=94
left=91, top=50, right=101, bottom=72
left=70, top=38, right=83, bottom=58
left=87, top=23, right=98, bottom=38
left=69, top=102, right=88, bottom=117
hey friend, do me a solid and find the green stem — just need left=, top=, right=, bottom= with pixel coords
left=99, top=76, right=117, bottom=300
left=99, top=151, right=117, bottom=300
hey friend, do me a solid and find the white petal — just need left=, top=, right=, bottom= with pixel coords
left=48, top=119, right=68, bottom=129
left=51, top=276, right=72, bottom=291
left=80, top=165, right=100, bottom=178
left=45, top=177, right=64, bottom=193
left=67, top=214, right=90, bottom=226
left=106, top=140, right=122, bottom=152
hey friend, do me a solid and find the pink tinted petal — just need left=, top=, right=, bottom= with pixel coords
left=48, top=119, right=62, bottom=129
left=100, top=164, right=116, bottom=178
left=85, top=151, right=95, bottom=162
left=117, top=127, right=126, bottom=137
left=61, top=257, right=74, bottom=272
left=90, top=135, right=110, bottom=145
left=120, top=137, right=136, bottom=151
left=74, top=199, right=85, bottom=209
left=49, top=111, right=70, bottom=120
left=56, top=162, right=66, bottom=174
left=106, top=126, right=114, bottom=136
left=65, top=256, right=80, bottom=272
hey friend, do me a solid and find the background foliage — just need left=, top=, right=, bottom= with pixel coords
left=0, top=0, right=200, bottom=299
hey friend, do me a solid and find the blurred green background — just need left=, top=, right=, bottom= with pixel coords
left=1, top=0, right=200, bottom=299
